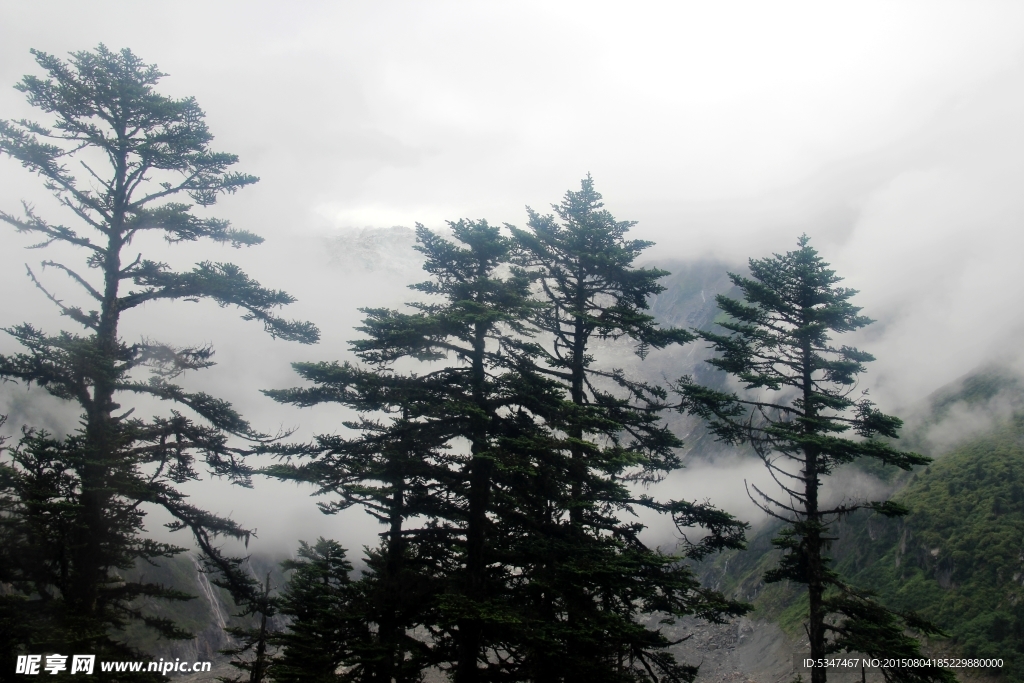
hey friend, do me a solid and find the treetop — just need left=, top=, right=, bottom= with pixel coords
left=1, top=44, right=260, bottom=245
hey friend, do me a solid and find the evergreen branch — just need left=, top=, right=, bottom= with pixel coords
left=131, top=340, right=217, bottom=378
left=669, top=498, right=748, bottom=559
left=746, top=480, right=800, bottom=520
left=118, top=261, right=319, bottom=344
left=41, top=260, right=103, bottom=301
left=115, top=378, right=260, bottom=441
left=25, top=264, right=100, bottom=330
left=78, top=159, right=114, bottom=193
left=0, top=201, right=104, bottom=251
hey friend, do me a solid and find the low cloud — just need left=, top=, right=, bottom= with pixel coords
left=3, top=1, right=1024, bottom=562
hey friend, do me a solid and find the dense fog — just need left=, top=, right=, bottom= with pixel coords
left=3, top=1, right=1024, bottom=559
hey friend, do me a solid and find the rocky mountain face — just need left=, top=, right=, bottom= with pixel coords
left=119, top=553, right=291, bottom=680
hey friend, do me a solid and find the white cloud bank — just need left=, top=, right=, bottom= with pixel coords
left=3, top=0, right=1024, bottom=552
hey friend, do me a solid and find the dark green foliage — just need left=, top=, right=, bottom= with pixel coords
left=0, top=426, right=198, bottom=682
left=510, top=176, right=693, bottom=496
left=263, top=364, right=446, bottom=682
left=267, top=184, right=752, bottom=683
left=675, top=236, right=948, bottom=683
left=924, top=368, right=1023, bottom=422
left=272, top=539, right=372, bottom=683
left=510, top=177, right=748, bottom=682
left=512, top=175, right=695, bottom=364
left=268, top=219, right=551, bottom=683
left=393, top=220, right=567, bottom=683
left=823, top=587, right=952, bottom=683
left=0, top=45, right=316, bottom=666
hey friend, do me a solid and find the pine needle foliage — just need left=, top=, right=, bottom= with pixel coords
left=268, top=219, right=559, bottom=683
left=268, top=187, right=752, bottom=683
left=674, top=236, right=952, bottom=683
left=509, top=176, right=748, bottom=683
left=218, top=573, right=280, bottom=683
left=272, top=539, right=372, bottom=683
left=0, top=45, right=318, bottom=661
left=263, top=366, right=449, bottom=682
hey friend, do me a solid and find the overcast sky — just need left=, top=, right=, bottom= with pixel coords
left=2, top=1, right=1024, bottom=552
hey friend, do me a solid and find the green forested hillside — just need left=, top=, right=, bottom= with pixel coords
left=698, top=366, right=1024, bottom=681
left=844, top=415, right=1024, bottom=678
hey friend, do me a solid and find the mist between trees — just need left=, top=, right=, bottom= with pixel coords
left=0, top=46, right=954, bottom=683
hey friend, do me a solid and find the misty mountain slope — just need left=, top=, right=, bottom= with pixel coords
left=696, top=363, right=1024, bottom=682
left=323, top=225, right=422, bottom=274
left=843, top=417, right=1024, bottom=676
left=116, top=552, right=290, bottom=671
left=646, top=257, right=753, bottom=461
left=648, top=258, right=740, bottom=333
left=899, top=366, right=1024, bottom=458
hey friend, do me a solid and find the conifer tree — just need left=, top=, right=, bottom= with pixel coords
left=273, top=539, right=369, bottom=683
left=271, top=194, right=750, bottom=682
left=268, top=220, right=562, bottom=683
left=263, top=373, right=448, bottom=682
left=510, top=177, right=748, bottom=682
left=674, top=236, right=953, bottom=683
left=355, top=220, right=574, bottom=683
left=0, top=45, right=318, bottom=659
left=0, top=416, right=42, bottom=671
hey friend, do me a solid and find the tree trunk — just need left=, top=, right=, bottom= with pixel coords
left=801, top=332, right=827, bottom=683
left=379, top=481, right=405, bottom=683
left=74, top=176, right=126, bottom=617
left=455, top=321, right=491, bottom=683
left=250, top=574, right=272, bottom=683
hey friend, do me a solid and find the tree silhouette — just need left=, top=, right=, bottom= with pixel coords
left=675, top=236, right=953, bottom=683
left=0, top=45, right=317, bottom=660
left=510, top=176, right=748, bottom=682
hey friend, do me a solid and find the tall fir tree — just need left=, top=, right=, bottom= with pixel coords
left=269, top=191, right=751, bottom=683
left=263, top=370, right=450, bottom=682
left=674, top=236, right=953, bottom=683
left=0, top=45, right=318, bottom=663
left=509, top=177, right=748, bottom=682
left=268, top=219, right=564, bottom=683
